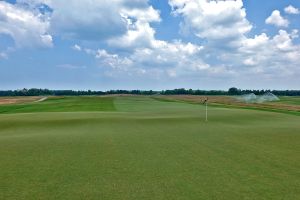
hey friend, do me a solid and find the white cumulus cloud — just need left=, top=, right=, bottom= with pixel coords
left=48, top=0, right=128, bottom=40
left=89, top=40, right=208, bottom=78
left=18, top=0, right=156, bottom=42
left=169, top=0, right=252, bottom=48
left=72, top=44, right=81, bottom=51
left=238, top=30, right=300, bottom=76
left=74, top=0, right=300, bottom=81
left=0, top=1, right=52, bottom=48
left=284, top=5, right=299, bottom=15
left=1, top=0, right=299, bottom=84
left=273, top=30, right=298, bottom=51
left=265, top=10, right=289, bottom=27
left=108, top=6, right=161, bottom=49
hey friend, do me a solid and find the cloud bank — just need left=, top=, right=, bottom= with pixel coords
left=0, top=0, right=299, bottom=88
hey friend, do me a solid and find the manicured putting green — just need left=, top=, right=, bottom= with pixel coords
left=0, top=96, right=299, bottom=200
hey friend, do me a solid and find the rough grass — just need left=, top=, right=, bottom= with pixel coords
left=155, top=95, right=300, bottom=115
left=270, top=96, right=300, bottom=105
left=0, top=96, right=299, bottom=200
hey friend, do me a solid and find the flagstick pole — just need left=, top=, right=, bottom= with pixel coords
left=206, top=102, right=208, bottom=122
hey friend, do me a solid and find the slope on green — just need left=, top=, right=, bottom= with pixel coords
left=0, top=96, right=299, bottom=200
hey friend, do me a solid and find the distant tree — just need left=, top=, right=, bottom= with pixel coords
left=0, top=88, right=299, bottom=97
left=228, top=87, right=241, bottom=95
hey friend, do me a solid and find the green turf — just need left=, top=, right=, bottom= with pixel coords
left=271, top=96, right=300, bottom=105
left=0, top=96, right=299, bottom=200
left=0, top=96, right=115, bottom=114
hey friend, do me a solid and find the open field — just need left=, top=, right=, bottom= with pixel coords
left=0, top=96, right=300, bottom=199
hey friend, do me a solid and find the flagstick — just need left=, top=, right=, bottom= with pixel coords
left=205, top=102, right=208, bottom=122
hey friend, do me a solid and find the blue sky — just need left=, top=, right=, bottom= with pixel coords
left=0, top=0, right=300, bottom=90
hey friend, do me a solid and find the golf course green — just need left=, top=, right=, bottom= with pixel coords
left=1, top=96, right=299, bottom=199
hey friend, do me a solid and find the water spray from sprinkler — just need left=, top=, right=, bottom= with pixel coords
left=237, top=92, right=280, bottom=103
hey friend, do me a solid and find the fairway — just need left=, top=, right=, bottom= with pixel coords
left=1, top=96, right=299, bottom=200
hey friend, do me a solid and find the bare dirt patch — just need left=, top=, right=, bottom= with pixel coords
left=0, top=97, right=41, bottom=105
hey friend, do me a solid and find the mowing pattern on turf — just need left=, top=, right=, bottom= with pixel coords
left=0, top=96, right=116, bottom=114
left=0, top=96, right=299, bottom=199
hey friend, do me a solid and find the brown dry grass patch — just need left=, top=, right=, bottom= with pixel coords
left=157, top=95, right=300, bottom=112
left=0, top=97, right=41, bottom=105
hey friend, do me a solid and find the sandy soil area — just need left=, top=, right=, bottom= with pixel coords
left=0, top=97, right=41, bottom=105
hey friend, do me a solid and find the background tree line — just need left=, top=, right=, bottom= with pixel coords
left=0, top=88, right=299, bottom=96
